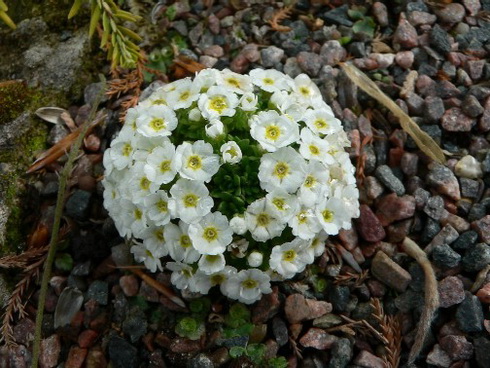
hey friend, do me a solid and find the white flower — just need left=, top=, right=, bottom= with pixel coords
left=174, top=141, right=220, bottom=182
left=144, top=191, right=171, bottom=226
left=198, top=254, right=226, bottom=275
left=136, top=105, right=177, bottom=137
left=258, top=147, right=306, bottom=193
left=168, top=179, right=214, bottom=224
left=292, top=74, right=322, bottom=105
left=298, top=161, right=330, bottom=207
left=332, top=183, right=360, bottom=223
left=303, top=231, right=328, bottom=264
left=193, top=68, right=220, bottom=91
left=288, top=206, right=323, bottom=240
left=221, top=269, right=272, bottom=304
left=250, top=69, right=291, bottom=93
left=164, top=222, right=200, bottom=264
left=303, top=108, right=342, bottom=136
left=269, top=90, right=306, bottom=123
left=166, top=78, right=200, bottom=109
left=189, top=108, right=202, bottom=121
left=299, top=128, right=334, bottom=164
left=120, top=199, right=148, bottom=237
left=140, top=88, right=169, bottom=107
left=144, top=141, right=177, bottom=185
left=247, top=251, right=263, bottom=267
left=217, top=69, right=253, bottom=93
left=188, top=212, right=233, bottom=255
left=198, top=86, right=239, bottom=119
left=192, top=266, right=237, bottom=295
left=250, top=110, right=300, bottom=152
left=139, top=226, right=168, bottom=255
left=315, top=197, right=351, bottom=235
left=265, top=189, right=299, bottom=222
left=167, top=262, right=195, bottom=290
left=244, top=198, right=286, bottom=242
left=240, top=92, right=258, bottom=111
left=329, top=151, right=357, bottom=186
left=127, top=162, right=160, bottom=203
left=131, top=241, right=165, bottom=273
left=227, top=238, right=249, bottom=258
left=230, top=215, right=247, bottom=235
left=269, top=238, right=311, bottom=279
left=109, top=137, right=136, bottom=170
left=205, top=119, right=225, bottom=138
left=220, top=141, right=242, bottom=164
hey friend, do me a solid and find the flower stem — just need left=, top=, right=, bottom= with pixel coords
left=30, top=77, right=107, bottom=368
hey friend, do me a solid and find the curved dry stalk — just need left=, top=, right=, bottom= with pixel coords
left=402, top=237, right=439, bottom=364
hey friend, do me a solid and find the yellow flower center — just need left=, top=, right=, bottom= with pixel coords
left=256, top=213, right=270, bottom=227
left=139, top=177, right=150, bottom=190
left=152, top=98, right=167, bottom=105
left=179, top=91, right=190, bottom=101
left=183, top=194, right=198, bottom=207
left=205, top=255, right=220, bottom=263
left=263, top=78, right=274, bottom=85
left=134, top=209, right=143, bottom=220
left=160, top=160, right=171, bottom=173
left=272, top=198, right=286, bottom=211
left=297, top=211, right=308, bottom=224
left=283, top=249, right=296, bottom=262
left=226, top=147, right=238, bottom=158
left=145, top=250, right=154, bottom=258
left=156, top=199, right=168, bottom=212
left=322, top=209, right=334, bottom=223
left=299, top=86, right=310, bottom=96
left=149, top=117, right=166, bottom=131
left=187, top=155, right=202, bottom=170
left=226, top=78, right=241, bottom=88
left=309, top=145, right=320, bottom=155
left=304, top=175, right=316, bottom=188
left=242, top=279, right=258, bottom=289
left=265, top=125, right=281, bottom=141
left=155, top=229, right=165, bottom=241
left=211, top=274, right=225, bottom=285
left=209, top=95, right=228, bottom=114
left=203, top=227, right=219, bottom=242
left=122, top=143, right=132, bottom=156
left=274, top=162, right=289, bottom=179
left=180, top=235, right=192, bottom=248
left=314, top=118, right=328, bottom=129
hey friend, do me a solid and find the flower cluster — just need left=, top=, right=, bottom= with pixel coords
left=103, top=68, right=359, bottom=304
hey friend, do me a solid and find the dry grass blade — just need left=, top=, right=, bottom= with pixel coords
left=268, top=6, right=293, bottom=32
left=0, top=256, right=45, bottom=347
left=130, top=268, right=186, bottom=309
left=27, top=114, right=106, bottom=173
left=402, top=237, right=439, bottom=364
left=341, top=63, right=446, bottom=165
left=0, top=246, right=49, bottom=269
left=370, top=298, right=402, bottom=368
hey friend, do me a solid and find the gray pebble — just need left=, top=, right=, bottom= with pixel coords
left=375, top=165, right=406, bottom=196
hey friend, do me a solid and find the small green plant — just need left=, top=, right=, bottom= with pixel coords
left=68, top=0, right=143, bottom=69
left=348, top=6, right=377, bottom=39
left=230, top=343, right=288, bottom=367
left=175, top=316, right=205, bottom=340
left=0, top=0, right=15, bottom=29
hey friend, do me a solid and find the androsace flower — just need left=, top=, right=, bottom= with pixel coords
left=220, top=141, right=242, bottom=164
left=144, top=191, right=172, bottom=227
left=168, top=178, right=214, bottom=224
left=315, top=197, right=351, bottom=235
left=136, top=105, right=178, bottom=137
left=164, top=222, right=200, bottom=264
left=217, top=69, right=253, bottom=93
left=289, top=206, right=323, bottom=240
left=250, top=69, right=291, bottom=93
left=292, top=74, right=322, bottom=105
left=298, top=161, right=330, bottom=207
left=303, top=107, right=342, bottom=136
left=144, top=141, right=177, bottom=185
left=166, top=78, right=200, bottom=110
left=167, top=262, right=196, bottom=290
left=192, top=266, right=237, bottom=295
left=188, top=212, right=233, bottom=255
left=245, top=198, right=286, bottom=242
left=131, top=241, right=165, bottom=273
left=198, top=86, right=239, bottom=119
left=174, top=141, right=220, bottom=182
left=221, top=269, right=272, bottom=304
left=265, top=189, right=299, bottom=222
left=198, top=253, right=226, bottom=275
left=250, top=110, right=300, bottom=152
left=269, top=238, right=311, bottom=279
left=299, top=128, right=334, bottom=164
left=258, top=147, right=306, bottom=193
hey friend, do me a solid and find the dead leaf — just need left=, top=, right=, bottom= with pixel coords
left=341, top=63, right=446, bottom=164
left=371, top=40, right=394, bottom=53
left=171, top=55, right=207, bottom=79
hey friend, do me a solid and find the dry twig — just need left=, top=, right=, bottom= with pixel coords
left=402, top=237, right=439, bottom=364
left=268, top=6, right=293, bottom=32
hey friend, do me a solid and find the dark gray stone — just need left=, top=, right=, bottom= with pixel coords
left=187, top=354, right=213, bottom=368
left=429, top=25, right=452, bottom=55
left=462, top=243, right=490, bottom=272
left=122, top=307, right=147, bottom=343
left=321, top=5, right=353, bottom=27
left=452, top=231, right=478, bottom=251
left=456, top=293, right=484, bottom=333
left=424, top=96, right=445, bottom=123
left=432, top=244, right=461, bottom=269
left=329, top=286, right=350, bottom=312
left=462, top=95, right=484, bottom=118
left=375, top=165, right=405, bottom=196
left=328, top=338, right=352, bottom=368
left=65, top=190, right=92, bottom=221
left=261, top=46, right=284, bottom=68
left=423, top=196, right=445, bottom=220
left=272, top=317, right=288, bottom=347
left=460, top=178, right=481, bottom=200
left=474, top=338, right=490, bottom=368
left=108, top=336, right=139, bottom=368
left=87, top=280, right=109, bottom=305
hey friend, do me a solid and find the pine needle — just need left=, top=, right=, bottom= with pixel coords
left=341, top=63, right=446, bottom=165
left=268, top=6, right=293, bottom=32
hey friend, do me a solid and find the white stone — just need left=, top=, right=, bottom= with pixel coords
left=455, top=155, right=483, bottom=179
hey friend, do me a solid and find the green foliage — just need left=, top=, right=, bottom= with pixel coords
left=229, top=343, right=287, bottom=367
left=175, top=316, right=205, bottom=340
left=348, top=6, right=376, bottom=39
left=189, top=297, right=211, bottom=316
left=68, top=0, right=143, bottom=69
left=0, top=0, right=15, bottom=29
left=165, top=4, right=177, bottom=21
left=267, top=356, right=288, bottom=368
left=54, top=253, right=74, bottom=271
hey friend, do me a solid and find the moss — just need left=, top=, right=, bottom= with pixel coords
left=0, top=80, right=30, bottom=125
